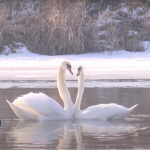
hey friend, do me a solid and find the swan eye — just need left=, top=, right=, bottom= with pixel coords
left=78, top=67, right=81, bottom=71
left=67, top=64, right=71, bottom=68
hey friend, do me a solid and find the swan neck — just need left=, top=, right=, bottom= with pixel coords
left=74, top=72, right=84, bottom=112
left=57, top=67, right=73, bottom=114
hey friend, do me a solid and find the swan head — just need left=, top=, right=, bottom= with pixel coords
left=60, top=61, right=73, bottom=75
left=77, top=65, right=83, bottom=76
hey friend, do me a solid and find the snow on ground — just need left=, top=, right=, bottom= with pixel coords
left=1, top=42, right=150, bottom=88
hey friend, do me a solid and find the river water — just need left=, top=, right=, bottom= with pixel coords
left=1, top=87, right=150, bottom=150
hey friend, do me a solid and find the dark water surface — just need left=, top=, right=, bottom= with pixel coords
left=1, top=87, right=150, bottom=150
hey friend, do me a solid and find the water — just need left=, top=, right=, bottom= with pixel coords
left=1, top=87, right=150, bottom=150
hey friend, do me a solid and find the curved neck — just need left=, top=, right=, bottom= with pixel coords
left=57, top=66, right=73, bottom=114
left=74, top=72, right=84, bottom=113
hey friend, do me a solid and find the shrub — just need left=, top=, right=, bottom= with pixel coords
left=0, top=0, right=95, bottom=55
left=0, top=0, right=150, bottom=55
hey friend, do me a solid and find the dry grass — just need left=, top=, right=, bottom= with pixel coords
left=0, top=0, right=150, bottom=55
left=0, top=0, right=95, bottom=55
left=96, top=1, right=150, bottom=52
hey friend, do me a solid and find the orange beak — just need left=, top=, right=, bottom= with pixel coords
left=67, top=67, right=73, bottom=75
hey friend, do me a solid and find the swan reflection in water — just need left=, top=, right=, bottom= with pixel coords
left=7, top=119, right=140, bottom=150
left=74, top=119, right=139, bottom=149
left=8, top=120, right=74, bottom=150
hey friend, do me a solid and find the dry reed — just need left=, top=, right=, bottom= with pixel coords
left=0, top=0, right=150, bottom=55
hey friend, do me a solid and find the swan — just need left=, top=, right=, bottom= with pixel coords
left=6, top=61, right=74, bottom=121
left=74, top=65, right=138, bottom=120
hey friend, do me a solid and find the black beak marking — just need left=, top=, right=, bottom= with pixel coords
left=77, top=67, right=81, bottom=76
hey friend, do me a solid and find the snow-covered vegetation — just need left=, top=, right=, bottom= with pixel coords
left=0, top=0, right=150, bottom=55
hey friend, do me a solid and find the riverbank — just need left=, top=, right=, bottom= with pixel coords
left=1, top=42, right=150, bottom=82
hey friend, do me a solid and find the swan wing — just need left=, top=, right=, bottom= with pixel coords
left=13, top=92, right=65, bottom=116
left=81, top=103, right=133, bottom=120
left=6, top=100, right=39, bottom=120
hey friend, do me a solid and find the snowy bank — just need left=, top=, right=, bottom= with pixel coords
left=0, top=42, right=150, bottom=88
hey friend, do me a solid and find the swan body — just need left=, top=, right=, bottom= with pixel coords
left=6, top=61, right=74, bottom=121
left=74, top=66, right=138, bottom=120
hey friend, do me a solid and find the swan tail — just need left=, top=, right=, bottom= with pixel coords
left=6, top=100, right=15, bottom=110
left=6, top=100, right=38, bottom=120
left=109, top=104, right=138, bottom=120
left=128, top=104, right=138, bottom=114
left=6, top=100, right=23, bottom=119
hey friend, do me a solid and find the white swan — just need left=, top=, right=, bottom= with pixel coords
left=74, top=65, right=138, bottom=120
left=6, top=61, right=74, bottom=121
